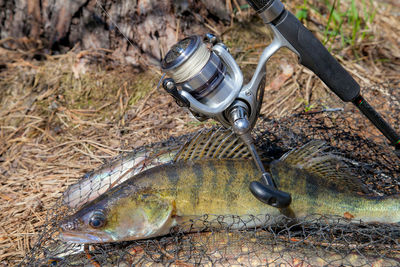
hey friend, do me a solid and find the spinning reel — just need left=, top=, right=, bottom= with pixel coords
left=160, top=0, right=400, bottom=209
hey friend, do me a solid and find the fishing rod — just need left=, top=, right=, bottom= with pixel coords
left=159, top=0, right=400, bottom=209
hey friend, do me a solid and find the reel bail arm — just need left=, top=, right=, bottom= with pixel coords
left=162, top=79, right=190, bottom=108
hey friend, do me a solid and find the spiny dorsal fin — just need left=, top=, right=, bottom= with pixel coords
left=280, top=140, right=369, bottom=194
left=280, top=140, right=326, bottom=165
left=174, top=127, right=250, bottom=162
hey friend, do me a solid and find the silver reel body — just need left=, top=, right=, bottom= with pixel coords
left=162, top=35, right=244, bottom=128
left=160, top=27, right=297, bottom=131
left=160, top=27, right=296, bottom=209
left=160, top=0, right=400, bottom=207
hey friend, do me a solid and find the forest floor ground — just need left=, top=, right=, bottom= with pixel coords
left=0, top=0, right=399, bottom=264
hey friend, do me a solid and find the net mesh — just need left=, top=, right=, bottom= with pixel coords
left=22, top=82, right=400, bottom=266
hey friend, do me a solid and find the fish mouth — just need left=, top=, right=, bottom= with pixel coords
left=59, top=231, right=113, bottom=244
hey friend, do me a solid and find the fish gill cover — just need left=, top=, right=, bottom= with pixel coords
left=21, top=95, right=400, bottom=266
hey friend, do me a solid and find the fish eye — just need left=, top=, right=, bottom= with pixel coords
left=48, top=258, right=60, bottom=266
left=89, top=210, right=106, bottom=228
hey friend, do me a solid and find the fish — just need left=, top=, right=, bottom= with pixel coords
left=63, top=128, right=249, bottom=209
left=59, top=130, right=400, bottom=244
left=48, top=230, right=400, bottom=266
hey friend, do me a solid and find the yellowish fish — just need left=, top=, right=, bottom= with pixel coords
left=63, top=128, right=248, bottom=209
left=59, top=130, right=400, bottom=243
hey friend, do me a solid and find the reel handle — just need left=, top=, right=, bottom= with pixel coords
left=229, top=105, right=292, bottom=209
left=250, top=180, right=292, bottom=208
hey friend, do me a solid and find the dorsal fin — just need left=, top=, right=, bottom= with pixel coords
left=280, top=140, right=326, bottom=165
left=280, top=140, right=369, bottom=194
left=174, top=127, right=250, bottom=162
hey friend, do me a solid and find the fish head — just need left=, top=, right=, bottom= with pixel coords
left=59, top=189, right=175, bottom=243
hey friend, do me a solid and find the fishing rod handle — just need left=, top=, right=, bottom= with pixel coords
left=246, top=0, right=400, bottom=155
left=246, top=0, right=360, bottom=102
left=246, top=0, right=275, bottom=13
left=353, top=95, right=400, bottom=152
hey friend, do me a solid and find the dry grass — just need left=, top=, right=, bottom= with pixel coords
left=0, top=48, right=215, bottom=264
left=0, top=0, right=399, bottom=265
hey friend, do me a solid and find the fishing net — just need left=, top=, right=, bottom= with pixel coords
left=22, top=81, right=400, bottom=266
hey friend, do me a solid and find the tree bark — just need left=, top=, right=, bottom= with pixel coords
left=0, top=0, right=243, bottom=68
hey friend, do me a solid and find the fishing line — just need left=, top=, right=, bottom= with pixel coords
left=167, top=42, right=210, bottom=83
left=95, top=0, right=136, bottom=49
left=157, top=73, right=167, bottom=91
left=96, top=1, right=213, bottom=87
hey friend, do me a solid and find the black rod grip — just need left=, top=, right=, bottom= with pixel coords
left=353, top=95, right=400, bottom=149
left=273, top=10, right=360, bottom=102
left=246, top=0, right=275, bottom=13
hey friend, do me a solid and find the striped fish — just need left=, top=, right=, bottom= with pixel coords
left=59, top=131, right=400, bottom=243
left=63, top=128, right=248, bottom=209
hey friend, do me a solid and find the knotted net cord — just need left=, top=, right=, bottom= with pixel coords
left=22, top=82, right=400, bottom=266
